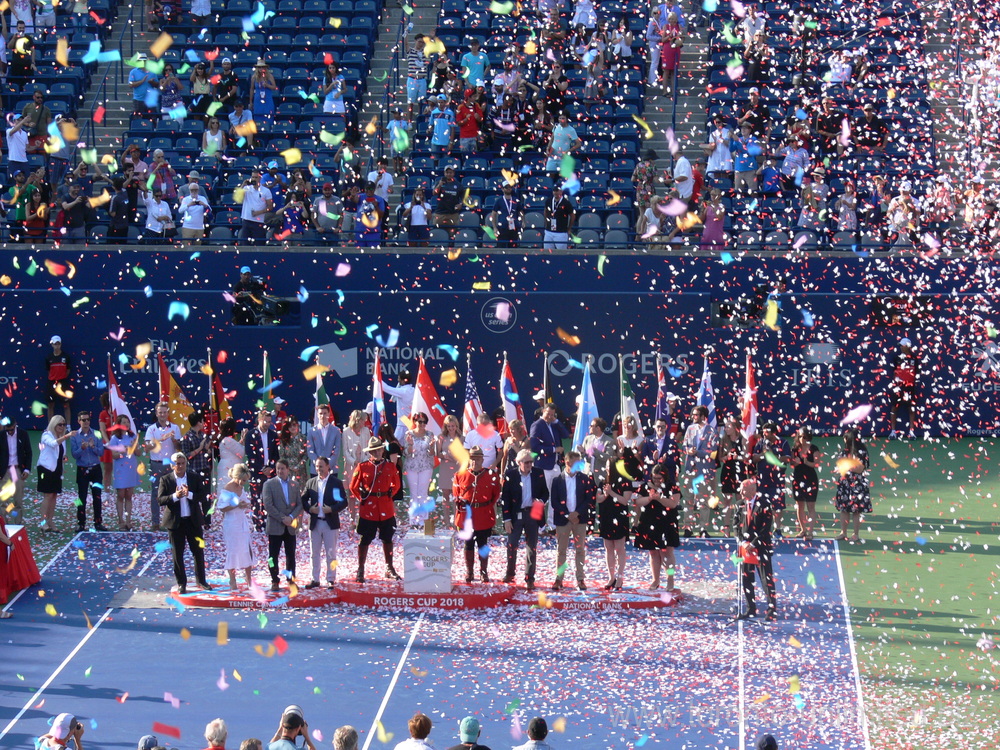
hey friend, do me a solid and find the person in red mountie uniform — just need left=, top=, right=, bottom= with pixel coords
left=887, top=337, right=919, bottom=440
left=452, top=446, right=501, bottom=583
left=349, top=436, right=402, bottom=583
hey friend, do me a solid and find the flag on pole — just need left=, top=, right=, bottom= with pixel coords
left=260, top=351, right=275, bottom=411
left=696, top=355, right=718, bottom=429
left=371, top=349, right=386, bottom=437
left=462, top=355, right=483, bottom=433
left=499, top=354, right=524, bottom=424
left=314, top=365, right=330, bottom=408
left=572, top=357, right=600, bottom=453
left=158, top=352, right=194, bottom=434
left=411, top=357, right=446, bottom=435
left=107, top=359, right=134, bottom=433
left=619, top=355, right=642, bottom=433
left=655, top=352, right=668, bottom=422
left=741, top=351, right=758, bottom=453
left=212, top=374, right=232, bottom=422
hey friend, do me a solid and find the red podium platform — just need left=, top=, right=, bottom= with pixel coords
left=169, top=580, right=680, bottom=611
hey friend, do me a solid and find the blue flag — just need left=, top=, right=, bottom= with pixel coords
left=696, top=356, right=717, bottom=429
left=572, top=359, right=600, bottom=453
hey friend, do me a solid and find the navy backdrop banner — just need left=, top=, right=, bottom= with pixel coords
left=2, top=250, right=999, bottom=437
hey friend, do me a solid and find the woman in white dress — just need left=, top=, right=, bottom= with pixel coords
left=217, top=462, right=254, bottom=590
left=341, top=409, right=370, bottom=521
left=404, top=412, right=435, bottom=521
left=215, top=418, right=247, bottom=495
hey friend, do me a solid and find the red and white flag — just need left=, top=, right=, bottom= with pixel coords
left=107, top=359, right=135, bottom=434
left=411, top=357, right=446, bottom=435
left=741, top=351, right=758, bottom=453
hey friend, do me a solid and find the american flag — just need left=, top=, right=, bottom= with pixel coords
left=462, top=358, right=483, bottom=433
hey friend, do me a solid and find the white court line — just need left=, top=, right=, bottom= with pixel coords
left=0, top=549, right=161, bottom=744
left=833, top=540, right=873, bottom=750
left=361, top=613, right=426, bottom=750
left=737, top=619, right=746, bottom=750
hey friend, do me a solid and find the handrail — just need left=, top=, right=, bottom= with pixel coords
left=365, top=8, right=408, bottom=174
left=83, top=0, right=137, bottom=163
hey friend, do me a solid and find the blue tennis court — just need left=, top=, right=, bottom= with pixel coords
left=1, top=534, right=869, bottom=750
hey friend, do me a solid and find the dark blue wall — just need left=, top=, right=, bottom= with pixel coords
left=3, top=249, right=998, bottom=436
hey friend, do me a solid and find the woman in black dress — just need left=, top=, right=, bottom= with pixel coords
left=717, top=415, right=747, bottom=537
left=598, top=449, right=640, bottom=590
left=633, top=464, right=681, bottom=590
left=835, top=428, right=871, bottom=542
left=791, top=425, right=822, bottom=539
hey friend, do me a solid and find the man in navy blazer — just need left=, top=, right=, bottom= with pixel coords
left=737, top=477, right=777, bottom=621
left=529, top=403, right=569, bottom=534
left=307, top=403, right=342, bottom=476
left=158, top=452, right=211, bottom=594
left=500, top=448, right=549, bottom=590
left=245, top=408, right=279, bottom=530
left=550, top=450, right=596, bottom=590
left=301, top=456, right=348, bottom=588
left=641, top=418, right=675, bottom=474
left=0, top=416, right=33, bottom=523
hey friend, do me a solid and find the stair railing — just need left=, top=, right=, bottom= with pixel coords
left=83, top=0, right=137, bottom=162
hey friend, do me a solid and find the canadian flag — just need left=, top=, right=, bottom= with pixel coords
left=410, top=357, right=446, bottom=435
left=107, top=359, right=135, bottom=433
left=741, top=351, right=758, bottom=453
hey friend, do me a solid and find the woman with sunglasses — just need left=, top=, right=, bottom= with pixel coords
left=159, top=64, right=183, bottom=116
left=37, top=416, right=77, bottom=532
left=201, top=116, right=226, bottom=161
left=404, top=412, right=435, bottom=522
left=189, top=58, right=216, bottom=124
left=109, top=415, right=141, bottom=530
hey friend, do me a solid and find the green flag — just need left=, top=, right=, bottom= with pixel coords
left=260, top=351, right=275, bottom=411
left=314, top=367, right=329, bottom=407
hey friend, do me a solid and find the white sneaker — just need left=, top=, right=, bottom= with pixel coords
left=907, top=430, right=916, bottom=440
left=888, top=430, right=898, bottom=439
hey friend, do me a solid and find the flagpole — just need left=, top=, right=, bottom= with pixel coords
left=207, top=346, right=214, bottom=415
left=618, top=353, right=625, bottom=431
left=542, top=350, right=550, bottom=404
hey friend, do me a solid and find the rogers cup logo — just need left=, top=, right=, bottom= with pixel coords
left=481, top=297, right=516, bottom=334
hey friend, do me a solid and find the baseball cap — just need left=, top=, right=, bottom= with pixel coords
left=50, top=714, right=76, bottom=740
left=900, top=337, right=912, bottom=347
left=749, top=86, right=760, bottom=94
left=138, top=736, right=159, bottom=750
left=50, top=335, right=62, bottom=344
left=222, top=57, right=232, bottom=64
left=900, top=180, right=912, bottom=192
left=240, top=266, right=251, bottom=274
left=136, top=53, right=148, bottom=61
left=267, top=160, right=279, bottom=169
left=273, top=397, right=286, bottom=405
left=437, top=93, right=448, bottom=101
left=188, top=170, right=201, bottom=179
left=459, top=717, right=480, bottom=742
left=863, top=102, right=875, bottom=110
left=533, top=389, right=546, bottom=400
left=283, top=705, right=304, bottom=719
left=322, top=182, right=333, bottom=190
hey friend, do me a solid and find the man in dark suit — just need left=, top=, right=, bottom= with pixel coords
left=158, top=452, right=211, bottom=594
left=0, top=416, right=33, bottom=523
left=550, top=450, right=596, bottom=591
left=301, top=456, right=348, bottom=589
left=737, top=477, right=777, bottom=621
left=245, top=408, right=279, bottom=531
left=500, top=448, right=549, bottom=590
left=262, top=459, right=302, bottom=592
left=529, top=403, right=569, bottom=534
left=641, top=418, right=675, bottom=476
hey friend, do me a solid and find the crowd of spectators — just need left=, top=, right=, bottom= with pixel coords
left=1, top=0, right=997, bottom=249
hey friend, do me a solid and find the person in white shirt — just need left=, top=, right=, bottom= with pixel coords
left=380, top=370, right=415, bottom=441
left=702, top=114, right=733, bottom=176
left=177, top=183, right=210, bottom=242
left=5, top=114, right=29, bottom=178
left=365, top=158, right=394, bottom=202
left=667, top=154, right=693, bottom=201
left=463, top=412, right=504, bottom=469
left=144, top=402, right=182, bottom=529
left=142, top=187, right=174, bottom=240
left=401, top=186, right=430, bottom=247
left=238, top=170, right=273, bottom=244
left=392, top=714, right=433, bottom=750
left=740, top=5, right=766, bottom=47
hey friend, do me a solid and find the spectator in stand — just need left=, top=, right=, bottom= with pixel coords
left=834, top=180, right=858, bottom=233
left=853, top=102, right=888, bottom=155
left=393, top=714, right=433, bottom=750
left=460, top=39, right=489, bottom=88
left=142, top=186, right=174, bottom=242
left=405, top=34, right=429, bottom=121
left=217, top=57, right=240, bottom=107
left=775, top=137, right=810, bottom=190
left=738, top=87, right=771, bottom=146
left=177, top=171, right=207, bottom=200
left=432, top=166, right=461, bottom=228
left=663, top=152, right=693, bottom=208
left=925, top=175, right=955, bottom=227
left=545, top=112, right=581, bottom=177
left=5, top=114, right=28, bottom=179
left=107, top=178, right=131, bottom=241
left=353, top=180, right=386, bottom=248
left=228, top=99, right=255, bottom=150
left=825, top=49, right=852, bottom=95
left=455, top=91, right=483, bottom=154
left=740, top=4, right=766, bottom=47
left=7, top=19, right=35, bottom=89
left=745, top=31, right=771, bottom=82
left=645, top=2, right=665, bottom=86
left=386, top=108, right=410, bottom=175
left=322, top=61, right=347, bottom=115
left=312, top=182, right=342, bottom=239
left=541, top=61, right=570, bottom=118
left=159, top=63, right=183, bottom=116
left=427, top=94, right=456, bottom=162
left=24, top=189, right=47, bottom=241
left=60, top=182, right=91, bottom=242
left=402, top=186, right=431, bottom=247
left=637, top=192, right=669, bottom=248
left=47, top=117, right=74, bottom=188
left=121, top=143, right=150, bottom=179
left=543, top=186, right=575, bottom=250
left=274, top=190, right=310, bottom=238
left=260, top=161, right=287, bottom=207
left=128, top=54, right=160, bottom=116
left=731, top=122, right=759, bottom=194
left=366, top=157, right=394, bottom=202
left=36, top=0, right=57, bottom=35
left=445, top=717, right=490, bottom=750
left=238, top=171, right=273, bottom=244
left=631, top=149, right=658, bottom=214
left=963, top=175, right=987, bottom=230
left=702, top=115, right=733, bottom=178
left=200, top=116, right=226, bottom=162
left=188, top=60, right=215, bottom=123
left=886, top=181, right=920, bottom=247
left=177, top=183, right=211, bottom=243
left=149, top=149, right=178, bottom=200
left=21, top=90, right=51, bottom=139
left=2, top=169, right=34, bottom=241
left=333, top=727, right=359, bottom=750
left=813, top=97, right=845, bottom=157
left=250, top=59, right=277, bottom=131
left=699, top=188, right=727, bottom=252
left=489, top=182, right=522, bottom=248
left=512, top=718, right=552, bottom=750
left=659, top=12, right=683, bottom=96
